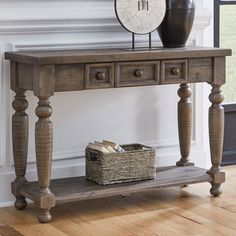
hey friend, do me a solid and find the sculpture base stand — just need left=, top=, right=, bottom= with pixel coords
left=132, top=33, right=153, bottom=50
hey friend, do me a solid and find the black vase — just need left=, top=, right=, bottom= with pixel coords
left=157, top=0, right=195, bottom=48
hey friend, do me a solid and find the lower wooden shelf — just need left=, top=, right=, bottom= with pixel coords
left=20, top=166, right=212, bottom=204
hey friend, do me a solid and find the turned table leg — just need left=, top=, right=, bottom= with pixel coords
left=11, top=89, right=28, bottom=210
left=208, top=84, right=225, bottom=196
left=176, top=84, right=194, bottom=167
left=35, top=97, right=56, bottom=223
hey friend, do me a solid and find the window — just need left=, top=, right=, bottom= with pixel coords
left=214, top=0, right=236, bottom=103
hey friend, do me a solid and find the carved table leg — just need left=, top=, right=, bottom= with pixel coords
left=176, top=84, right=194, bottom=167
left=11, top=89, right=28, bottom=210
left=208, top=84, right=225, bottom=196
left=35, top=97, right=56, bottom=223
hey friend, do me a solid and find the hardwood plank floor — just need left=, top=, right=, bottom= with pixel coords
left=1, top=166, right=236, bottom=236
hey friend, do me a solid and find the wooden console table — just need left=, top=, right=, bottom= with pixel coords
left=5, top=47, right=231, bottom=223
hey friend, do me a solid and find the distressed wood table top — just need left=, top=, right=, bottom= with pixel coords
left=5, top=47, right=231, bottom=65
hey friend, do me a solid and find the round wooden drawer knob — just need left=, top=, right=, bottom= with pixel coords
left=135, top=69, right=144, bottom=77
left=171, top=67, right=180, bottom=76
left=96, top=72, right=106, bottom=80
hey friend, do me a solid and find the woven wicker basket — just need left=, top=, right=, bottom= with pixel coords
left=86, top=143, right=156, bottom=185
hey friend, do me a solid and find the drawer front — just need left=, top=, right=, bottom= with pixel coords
left=115, top=61, right=160, bottom=87
left=189, top=58, right=213, bottom=83
left=85, top=63, right=114, bottom=89
left=161, top=59, right=188, bottom=84
left=54, top=64, right=85, bottom=92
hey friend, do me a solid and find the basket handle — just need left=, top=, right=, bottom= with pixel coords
left=89, top=153, right=98, bottom=161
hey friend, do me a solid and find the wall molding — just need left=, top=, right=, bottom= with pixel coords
left=9, top=39, right=161, bottom=52
left=0, top=6, right=211, bottom=35
left=26, top=138, right=181, bottom=164
left=0, top=7, right=119, bottom=34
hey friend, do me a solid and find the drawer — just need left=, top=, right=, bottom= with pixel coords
left=85, top=63, right=114, bottom=89
left=161, top=59, right=188, bottom=84
left=54, top=64, right=85, bottom=92
left=189, top=58, right=213, bottom=83
left=115, top=61, right=160, bottom=87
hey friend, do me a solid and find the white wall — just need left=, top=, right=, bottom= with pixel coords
left=0, top=0, right=212, bottom=206
left=203, top=0, right=214, bottom=47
